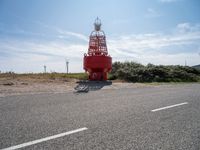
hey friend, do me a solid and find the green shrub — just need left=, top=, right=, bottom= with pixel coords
left=110, top=61, right=200, bottom=82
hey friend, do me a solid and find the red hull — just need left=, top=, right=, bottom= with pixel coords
left=84, top=55, right=112, bottom=80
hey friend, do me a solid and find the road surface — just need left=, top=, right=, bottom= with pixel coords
left=0, top=83, right=200, bottom=150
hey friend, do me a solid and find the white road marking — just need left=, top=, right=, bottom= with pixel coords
left=1, top=127, right=88, bottom=150
left=151, top=102, right=188, bottom=112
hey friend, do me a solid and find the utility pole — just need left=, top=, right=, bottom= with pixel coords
left=185, top=59, right=187, bottom=66
left=44, top=65, right=47, bottom=73
left=65, top=59, right=69, bottom=74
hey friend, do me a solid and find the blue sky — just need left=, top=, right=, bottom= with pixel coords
left=0, top=0, right=200, bottom=73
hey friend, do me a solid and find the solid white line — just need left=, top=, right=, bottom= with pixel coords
left=1, top=127, right=88, bottom=150
left=151, top=102, right=188, bottom=112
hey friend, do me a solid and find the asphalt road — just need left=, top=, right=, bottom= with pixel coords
left=0, top=83, right=200, bottom=150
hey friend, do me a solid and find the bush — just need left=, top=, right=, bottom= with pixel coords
left=109, top=61, right=200, bottom=82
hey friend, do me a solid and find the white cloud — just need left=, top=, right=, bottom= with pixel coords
left=158, top=0, right=180, bottom=3
left=0, top=40, right=87, bottom=73
left=56, top=29, right=88, bottom=42
left=112, top=19, right=130, bottom=25
left=145, top=8, right=161, bottom=18
left=2, top=20, right=89, bottom=43
left=0, top=21, right=89, bottom=73
left=1, top=22, right=200, bottom=73
left=176, top=22, right=200, bottom=33
left=33, top=21, right=89, bottom=42
left=108, top=32, right=200, bottom=55
left=108, top=23, right=200, bottom=66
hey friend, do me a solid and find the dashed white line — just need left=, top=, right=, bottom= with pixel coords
left=1, top=127, right=88, bottom=150
left=151, top=102, right=188, bottom=112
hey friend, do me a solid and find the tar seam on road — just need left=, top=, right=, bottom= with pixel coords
left=151, top=102, right=188, bottom=112
left=1, top=127, right=88, bottom=150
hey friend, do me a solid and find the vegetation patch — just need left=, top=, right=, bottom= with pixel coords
left=109, top=62, right=200, bottom=82
left=0, top=72, right=88, bottom=81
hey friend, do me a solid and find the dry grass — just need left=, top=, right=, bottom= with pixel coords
left=0, top=72, right=88, bottom=82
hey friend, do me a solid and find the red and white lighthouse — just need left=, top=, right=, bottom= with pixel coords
left=83, top=18, right=112, bottom=80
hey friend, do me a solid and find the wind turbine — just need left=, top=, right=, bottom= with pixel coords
left=65, top=59, right=69, bottom=74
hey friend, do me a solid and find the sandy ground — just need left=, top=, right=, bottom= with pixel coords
left=0, top=77, right=157, bottom=97
left=0, top=78, right=77, bottom=97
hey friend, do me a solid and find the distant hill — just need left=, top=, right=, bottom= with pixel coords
left=192, top=64, right=200, bottom=70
